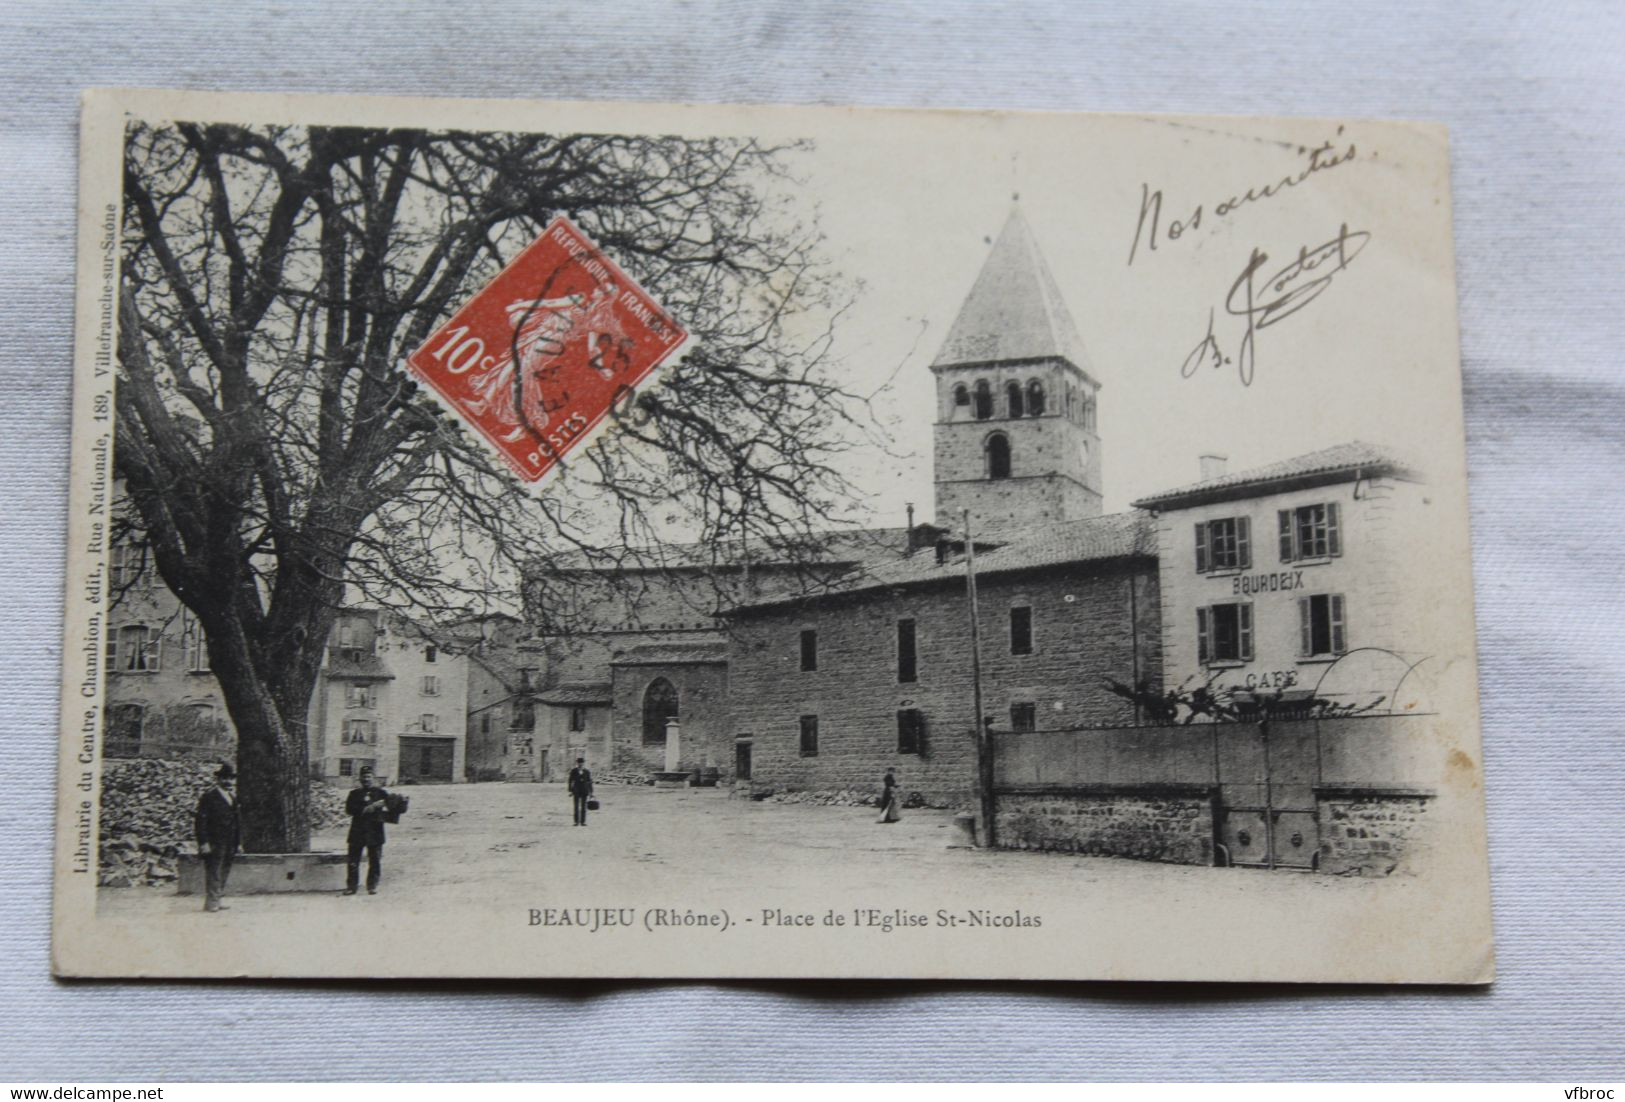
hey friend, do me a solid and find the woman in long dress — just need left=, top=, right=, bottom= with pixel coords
left=878, top=768, right=901, bottom=823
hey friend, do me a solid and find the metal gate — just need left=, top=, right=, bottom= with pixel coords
left=1215, top=722, right=1320, bottom=870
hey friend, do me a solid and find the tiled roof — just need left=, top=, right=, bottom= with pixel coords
left=323, top=648, right=393, bottom=680
left=931, top=208, right=1097, bottom=383
left=610, top=640, right=730, bottom=666
left=532, top=526, right=914, bottom=574
left=536, top=682, right=613, bottom=705
left=1131, top=442, right=1421, bottom=510
left=729, top=511, right=1155, bottom=612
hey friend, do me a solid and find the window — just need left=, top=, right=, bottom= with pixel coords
left=799, top=628, right=818, bottom=672
left=1082, top=397, right=1096, bottom=430
left=344, top=682, right=375, bottom=708
left=343, top=719, right=377, bottom=745
left=108, top=702, right=144, bottom=746
left=116, top=625, right=160, bottom=672
left=512, top=699, right=536, bottom=731
left=799, top=714, right=819, bottom=756
left=424, top=644, right=437, bottom=663
left=985, top=432, right=1011, bottom=480
left=1009, top=605, right=1033, bottom=655
left=1278, top=503, right=1342, bottom=562
left=338, top=622, right=355, bottom=647
left=1027, top=380, right=1046, bottom=416
left=953, top=383, right=970, bottom=407
left=1006, top=381, right=1025, bottom=418
left=897, top=709, right=925, bottom=755
left=569, top=705, right=588, bottom=732
left=420, top=674, right=440, bottom=696
left=182, top=612, right=209, bottom=672
left=642, top=677, right=679, bottom=745
left=1010, top=702, right=1037, bottom=732
left=480, top=713, right=492, bottom=736
left=1299, top=594, right=1348, bottom=657
left=109, top=542, right=145, bottom=588
left=419, top=713, right=439, bottom=734
left=1195, top=517, right=1252, bottom=573
left=896, top=618, right=917, bottom=684
left=1197, top=603, right=1254, bottom=664
left=973, top=379, right=993, bottom=420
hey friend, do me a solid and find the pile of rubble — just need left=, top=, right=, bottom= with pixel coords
left=767, top=789, right=883, bottom=808
left=98, top=759, right=351, bottom=887
left=761, top=788, right=947, bottom=810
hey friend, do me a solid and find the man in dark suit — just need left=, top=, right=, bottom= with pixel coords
left=193, top=763, right=241, bottom=913
left=568, top=757, right=593, bottom=826
left=344, top=766, right=390, bottom=895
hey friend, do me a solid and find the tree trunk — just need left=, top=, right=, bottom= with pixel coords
left=207, top=634, right=313, bottom=853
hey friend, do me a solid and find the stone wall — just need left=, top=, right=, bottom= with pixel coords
left=995, top=786, right=1216, bottom=865
left=609, top=660, right=730, bottom=779
left=1316, top=789, right=1432, bottom=876
left=729, top=558, right=1159, bottom=807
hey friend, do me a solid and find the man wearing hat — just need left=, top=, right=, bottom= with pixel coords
left=568, top=757, right=594, bottom=826
left=193, top=763, right=241, bottom=913
left=344, top=766, right=391, bottom=895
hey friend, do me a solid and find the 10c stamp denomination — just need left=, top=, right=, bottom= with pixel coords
left=406, top=216, right=686, bottom=483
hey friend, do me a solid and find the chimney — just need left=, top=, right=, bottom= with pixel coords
left=1199, top=453, right=1228, bottom=480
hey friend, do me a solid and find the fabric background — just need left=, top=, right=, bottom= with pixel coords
left=2, top=0, right=1622, bottom=1081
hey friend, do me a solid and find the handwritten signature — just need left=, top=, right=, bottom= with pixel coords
left=1181, top=223, right=1371, bottom=387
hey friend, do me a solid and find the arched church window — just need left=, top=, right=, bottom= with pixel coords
left=642, top=677, right=679, bottom=745
left=973, top=380, right=993, bottom=421
left=985, top=432, right=1012, bottom=480
left=1005, top=381, right=1024, bottom=419
left=1027, top=380, right=1046, bottom=416
left=953, top=383, right=969, bottom=408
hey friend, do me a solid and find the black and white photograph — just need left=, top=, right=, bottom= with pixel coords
left=54, top=90, right=1492, bottom=982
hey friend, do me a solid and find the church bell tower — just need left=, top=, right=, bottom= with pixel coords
left=931, top=209, right=1102, bottom=534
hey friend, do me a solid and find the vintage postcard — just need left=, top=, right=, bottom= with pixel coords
left=53, top=89, right=1493, bottom=982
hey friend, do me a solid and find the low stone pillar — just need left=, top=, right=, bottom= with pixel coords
left=664, top=720, right=682, bottom=773
left=948, top=812, right=980, bottom=849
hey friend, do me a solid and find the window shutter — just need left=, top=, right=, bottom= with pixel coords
left=1327, top=502, right=1342, bottom=556
left=1298, top=597, right=1312, bottom=657
left=1196, top=607, right=1211, bottom=663
left=1195, top=523, right=1209, bottom=573
left=1239, top=603, right=1254, bottom=661
left=147, top=632, right=162, bottom=672
left=1278, top=510, right=1293, bottom=562
left=105, top=636, right=117, bottom=674
left=1330, top=594, right=1346, bottom=653
left=1237, top=516, right=1252, bottom=570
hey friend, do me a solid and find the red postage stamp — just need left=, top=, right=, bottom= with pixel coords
left=406, top=216, right=688, bottom=482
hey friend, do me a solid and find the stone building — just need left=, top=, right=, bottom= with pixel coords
left=517, top=530, right=922, bottom=780
left=306, top=608, right=470, bottom=785
left=726, top=514, right=1161, bottom=806
left=102, top=540, right=231, bottom=759
left=1132, top=441, right=1431, bottom=712
left=931, top=209, right=1103, bottom=535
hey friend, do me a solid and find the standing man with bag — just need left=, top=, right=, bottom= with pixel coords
left=568, top=757, right=594, bottom=826
left=344, top=766, right=390, bottom=895
left=193, top=763, right=241, bottom=913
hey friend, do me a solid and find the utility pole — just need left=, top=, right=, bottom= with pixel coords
left=963, top=508, right=994, bottom=847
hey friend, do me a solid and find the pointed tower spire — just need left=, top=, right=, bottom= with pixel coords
left=928, top=209, right=1103, bottom=532
left=931, top=208, right=1096, bottom=384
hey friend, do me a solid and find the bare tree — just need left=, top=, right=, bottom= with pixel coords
left=116, top=122, right=870, bottom=851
